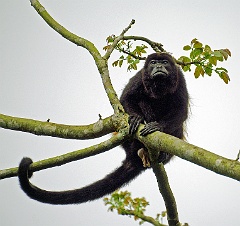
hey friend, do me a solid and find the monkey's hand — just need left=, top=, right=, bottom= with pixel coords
left=140, top=121, right=164, bottom=136
left=129, top=115, right=144, bottom=135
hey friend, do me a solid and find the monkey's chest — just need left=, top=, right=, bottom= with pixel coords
left=138, top=98, right=170, bottom=122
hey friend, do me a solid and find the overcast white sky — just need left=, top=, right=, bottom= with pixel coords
left=1, top=1, right=240, bottom=226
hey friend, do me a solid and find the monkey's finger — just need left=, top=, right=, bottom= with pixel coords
left=129, top=115, right=143, bottom=134
left=140, top=121, right=160, bottom=136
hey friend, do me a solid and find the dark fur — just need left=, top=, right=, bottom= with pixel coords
left=18, top=53, right=189, bottom=204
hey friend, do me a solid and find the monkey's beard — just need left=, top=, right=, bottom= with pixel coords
left=143, top=75, right=177, bottom=99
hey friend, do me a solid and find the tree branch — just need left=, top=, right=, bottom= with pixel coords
left=120, top=210, right=165, bottom=226
left=123, top=36, right=165, bottom=52
left=0, top=131, right=126, bottom=180
left=29, top=0, right=124, bottom=114
left=136, top=125, right=240, bottom=181
left=0, top=113, right=116, bottom=140
left=30, top=0, right=101, bottom=62
left=103, top=19, right=136, bottom=60
left=151, top=162, right=180, bottom=226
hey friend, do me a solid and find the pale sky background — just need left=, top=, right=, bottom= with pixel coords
left=1, top=1, right=240, bottom=226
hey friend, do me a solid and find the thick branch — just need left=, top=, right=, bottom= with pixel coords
left=0, top=113, right=115, bottom=139
left=136, top=125, right=240, bottom=181
left=30, top=0, right=101, bottom=62
left=0, top=131, right=126, bottom=180
left=29, top=0, right=123, bottom=113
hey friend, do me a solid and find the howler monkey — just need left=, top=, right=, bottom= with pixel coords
left=18, top=52, right=189, bottom=205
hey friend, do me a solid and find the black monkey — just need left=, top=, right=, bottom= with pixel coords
left=18, top=52, right=189, bottom=205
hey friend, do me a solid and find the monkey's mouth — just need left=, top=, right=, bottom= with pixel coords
left=152, top=70, right=168, bottom=77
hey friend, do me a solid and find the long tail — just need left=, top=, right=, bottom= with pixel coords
left=18, top=157, right=144, bottom=205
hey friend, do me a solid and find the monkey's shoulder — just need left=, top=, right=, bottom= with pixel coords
left=121, top=70, right=145, bottom=98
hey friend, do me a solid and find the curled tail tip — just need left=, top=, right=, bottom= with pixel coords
left=20, top=157, right=33, bottom=164
left=18, top=157, right=33, bottom=178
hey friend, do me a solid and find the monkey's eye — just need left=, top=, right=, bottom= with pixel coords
left=150, top=60, right=157, bottom=65
left=162, top=60, right=169, bottom=64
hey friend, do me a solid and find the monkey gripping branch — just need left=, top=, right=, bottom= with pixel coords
left=0, top=1, right=239, bottom=226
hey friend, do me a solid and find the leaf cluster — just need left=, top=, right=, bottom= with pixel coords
left=178, top=38, right=231, bottom=83
left=104, top=35, right=147, bottom=71
left=103, top=190, right=167, bottom=225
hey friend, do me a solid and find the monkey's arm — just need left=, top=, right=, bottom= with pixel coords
left=120, top=97, right=145, bottom=135
left=120, top=74, right=146, bottom=135
left=140, top=107, right=187, bottom=137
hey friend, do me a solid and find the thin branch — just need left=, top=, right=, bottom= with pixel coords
left=116, top=47, right=146, bottom=60
left=120, top=210, right=166, bottom=226
left=123, top=36, right=165, bottom=52
left=0, top=131, right=126, bottom=180
left=103, top=19, right=136, bottom=60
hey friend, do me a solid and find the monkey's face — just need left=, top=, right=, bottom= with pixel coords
left=142, top=53, right=179, bottom=97
left=147, top=59, right=170, bottom=78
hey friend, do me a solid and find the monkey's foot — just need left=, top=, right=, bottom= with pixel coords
left=137, top=148, right=151, bottom=167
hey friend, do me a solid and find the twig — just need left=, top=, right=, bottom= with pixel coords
left=236, top=150, right=240, bottom=161
left=123, top=36, right=165, bottom=52
left=120, top=210, right=166, bottom=226
left=103, top=19, right=136, bottom=60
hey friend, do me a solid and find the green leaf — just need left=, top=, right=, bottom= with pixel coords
left=220, top=71, right=230, bottom=84
left=134, top=59, right=140, bottom=64
left=203, top=52, right=211, bottom=59
left=209, top=56, right=217, bottom=66
left=183, top=65, right=191, bottom=72
left=106, top=35, right=115, bottom=43
left=204, top=45, right=212, bottom=53
left=213, top=51, right=224, bottom=61
left=213, top=50, right=222, bottom=58
left=191, top=38, right=198, bottom=44
left=131, top=63, right=137, bottom=70
left=224, top=48, right=231, bottom=57
left=183, top=45, right=191, bottom=51
left=119, top=59, right=123, bottom=67
left=193, top=42, right=203, bottom=49
left=204, top=66, right=213, bottom=76
left=112, top=60, right=119, bottom=67
left=190, top=48, right=203, bottom=59
left=194, top=65, right=204, bottom=78
left=216, top=67, right=228, bottom=72
left=220, top=49, right=229, bottom=60
left=178, top=56, right=191, bottom=63
left=127, top=55, right=132, bottom=63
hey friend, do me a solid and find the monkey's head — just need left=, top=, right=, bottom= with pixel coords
left=142, top=53, right=179, bottom=98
